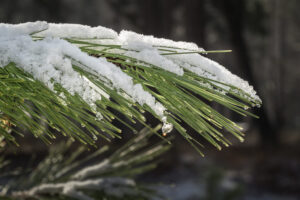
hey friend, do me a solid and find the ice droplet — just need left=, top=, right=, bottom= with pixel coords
left=162, top=123, right=173, bottom=136
left=162, top=116, right=173, bottom=136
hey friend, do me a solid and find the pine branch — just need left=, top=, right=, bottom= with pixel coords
left=1, top=126, right=170, bottom=200
left=0, top=22, right=262, bottom=155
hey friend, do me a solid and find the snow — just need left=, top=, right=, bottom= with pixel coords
left=118, top=30, right=260, bottom=103
left=37, top=23, right=118, bottom=39
left=119, top=30, right=203, bottom=51
left=125, top=48, right=184, bottom=75
left=0, top=35, right=104, bottom=112
left=0, top=21, right=261, bottom=138
left=0, top=21, right=48, bottom=37
left=166, top=53, right=261, bottom=102
left=0, top=22, right=167, bottom=121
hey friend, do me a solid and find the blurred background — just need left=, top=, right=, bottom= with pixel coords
left=1, top=0, right=300, bottom=199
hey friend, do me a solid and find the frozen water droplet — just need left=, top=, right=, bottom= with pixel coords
left=243, top=106, right=249, bottom=110
left=81, top=123, right=86, bottom=128
left=162, top=121, right=173, bottom=136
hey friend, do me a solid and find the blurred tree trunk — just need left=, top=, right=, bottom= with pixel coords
left=1, top=0, right=16, bottom=22
left=139, top=0, right=176, bottom=37
left=34, top=0, right=63, bottom=22
left=184, top=0, right=207, bottom=48
left=212, top=0, right=279, bottom=145
left=273, top=0, right=286, bottom=132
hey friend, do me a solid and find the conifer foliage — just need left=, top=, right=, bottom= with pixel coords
left=0, top=21, right=261, bottom=200
left=0, top=22, right=261, bottom=154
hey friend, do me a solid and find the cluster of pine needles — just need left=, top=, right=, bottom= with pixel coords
left=0, top=126, right=170, bottom=200
left=0, top=35, right=261, bottom=156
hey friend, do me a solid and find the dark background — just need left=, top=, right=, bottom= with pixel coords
left=1, top=0, right=300, bottom=199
